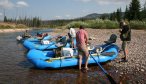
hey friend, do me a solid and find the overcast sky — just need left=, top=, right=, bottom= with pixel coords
left=0, top=0, right=145, bottom=20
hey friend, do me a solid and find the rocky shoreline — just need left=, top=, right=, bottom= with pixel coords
left=48, top=28, right=146, bottom=83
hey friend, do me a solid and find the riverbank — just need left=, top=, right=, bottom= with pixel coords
left=0, top=28, right=56, bottom=33
left=0, top=29, right=32, bottom=33
left=47, top=28, right=146, bottom=83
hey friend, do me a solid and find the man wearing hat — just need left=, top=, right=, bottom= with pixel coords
left=119, top=21, right=131, bottom=62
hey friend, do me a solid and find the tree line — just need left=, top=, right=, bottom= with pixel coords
left=109, top=0, right=146, bottom=22
left=4, top=16, right=41, bottom=27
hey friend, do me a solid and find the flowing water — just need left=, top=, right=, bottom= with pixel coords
left=0, top=29, right=121, bottom=84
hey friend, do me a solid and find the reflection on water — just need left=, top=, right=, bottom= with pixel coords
left=0, top=30, right=125, bottom=84
left=25, top=68, right=110, bottom=84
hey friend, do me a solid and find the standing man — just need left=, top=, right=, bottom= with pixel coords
left=68, top=28, right=76, bottom=48
left=119, top=21, right=131, bottom=62
left=76, top=26, right=89, bottom=71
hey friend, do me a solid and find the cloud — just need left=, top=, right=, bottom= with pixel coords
left=82, top=9, right=90, bottom=13
left=0, top=0, right=29, bottom=9
left=55, top=16, right=62, bottom=19
left=0, top=0, right=14, bottom=9
left=96, top=0, right=130, bottom=5
left=0, top=12, right=3, bottom=16
left=80, top=0, right=91, bottom=2
left=65, top=14, right=71, bottom=18
left=78, top=0, right=130, bottom=5
left=16, top=1, right=28, bottom=7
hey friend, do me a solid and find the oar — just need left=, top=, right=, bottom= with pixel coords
left=45, top=53, right=98, bottom=62
left=89, top=51, right=117, bottom=84
left=45, top=56, right=77, bottom=62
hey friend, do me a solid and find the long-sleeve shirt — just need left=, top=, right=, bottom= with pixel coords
left=76, top=29, right=88, bottom=48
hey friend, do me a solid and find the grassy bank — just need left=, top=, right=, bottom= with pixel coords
left=0, top=22, right=27, bottom=29
left=129, top=21, right=146, bottom=29
left=1, top=20, right=146, bottom=30
left=66, top=19, right=146, bottom=29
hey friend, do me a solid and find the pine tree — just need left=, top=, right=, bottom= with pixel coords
left=141, top=0, right=146, bottom=20
left=144, top=1, right=146, bottom=10
left=124, top=6, right=130, bottom=20
left=110, top=12, right=116, bottom=21
left=116, top=8, right=122, bottom=22
left=100, top=14, right=109, bottom=20
left=129, top=0, right=141, bottom=20
left=4, top=16, right=7, bottom=22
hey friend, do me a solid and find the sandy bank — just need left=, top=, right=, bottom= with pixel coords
left=0, top=29, right=31, bottom=33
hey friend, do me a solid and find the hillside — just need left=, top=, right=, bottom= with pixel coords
left=81, top=13, right=102, bottom=19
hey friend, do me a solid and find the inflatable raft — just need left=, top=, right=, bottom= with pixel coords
left=23, top=36, right=76, bottom=50
left=16, top=35, right=52, bottom=43
left=27, top=43, right=119, bottom=69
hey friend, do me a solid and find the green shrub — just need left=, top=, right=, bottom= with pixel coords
left=104, top=20, right=118, bottom=29
left=129, top=21, right=146, bottom=29
left=66, top=19, right=146, bottom=29
left=66, top=19, right=119, bottom=29
left=0, top=23, right=27, bottom=29
left=0, top=25, right=13, bottom=29
left=15, top=24, right=27, bottom=28
left=66, top=21, right=88, bottom=28
left=86, top=19, right=105, bottom=28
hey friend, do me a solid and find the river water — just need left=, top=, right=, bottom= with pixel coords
left=0, top=30, right=120, bottom=84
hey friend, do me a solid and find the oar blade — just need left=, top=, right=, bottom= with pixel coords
left=106, top=73, right=117, bottom=84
